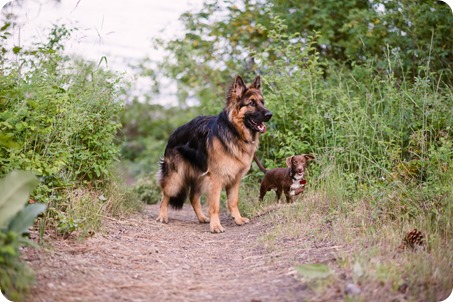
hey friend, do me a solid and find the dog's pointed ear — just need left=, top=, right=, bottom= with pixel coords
left=249, top=75, right=261, bottom=90
left=228, top=75, right=247, bottom=101
left=285, top=156, right=293, bottom=168
left=304, top=154, right=315, bottom=161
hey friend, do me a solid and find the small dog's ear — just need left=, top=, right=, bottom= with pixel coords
left=249, top=75, right=261, bottom=90
left=228, top=75, right=247, bottom=101
left=285, top=156, right=293, bottom=168
left=304, top=154, right=315, bottom=161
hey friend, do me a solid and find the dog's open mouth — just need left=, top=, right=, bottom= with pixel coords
left=293, top=172, right=305, bottom=180
left=249, top=119, right=267, bottom=133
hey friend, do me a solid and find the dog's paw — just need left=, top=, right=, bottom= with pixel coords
left=198, top=215, right=210, bottom=223
left=210, top=223, right=225, bottom=233
left=233, top=216, right=250, bottom=226
left=156, top=215, right=169, bottom=224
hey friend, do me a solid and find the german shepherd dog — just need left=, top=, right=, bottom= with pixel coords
left=156, top=75, right=272, bottom=233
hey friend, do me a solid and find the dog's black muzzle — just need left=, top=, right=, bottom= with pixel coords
left=263, top=110, right=272, bottom=122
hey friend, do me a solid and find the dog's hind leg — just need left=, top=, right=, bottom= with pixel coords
left=156, top=193, right=170, bottom=223
left=226, top=180, right=250, bottom=226
left=189, top=187, right=209, bottom=223
left=275, top=189, right=282, bottom=203
left=259, top=184, right=268, bottom=201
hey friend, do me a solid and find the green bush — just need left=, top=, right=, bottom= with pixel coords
left=0, top=22, right=139, bottom=245
left=0, top=24, right=123, bottom=201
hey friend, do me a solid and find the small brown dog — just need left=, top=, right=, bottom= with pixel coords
left=255, top=154, right=314, bottom=203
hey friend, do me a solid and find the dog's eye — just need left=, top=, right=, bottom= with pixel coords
left=249, top=101, right=257, bottom=107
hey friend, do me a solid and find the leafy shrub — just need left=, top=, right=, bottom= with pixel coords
left=0, top=22, right=140, bottom=243
left=0, top=171, right=46, bottom=301
left=0, top=23, right=123, bottom=203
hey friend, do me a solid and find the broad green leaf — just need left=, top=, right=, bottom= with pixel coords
left=8, top=203, right=47, bottom=234
left=295, top=263, right=331, bottom=280
left=0, top=171, right=39, bottom=228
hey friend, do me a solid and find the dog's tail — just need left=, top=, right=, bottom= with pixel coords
left=157, top=157, right=188, bottom=210
left=169, top=189, right=188, bottom=210
left=254, top=154, right=268, bottom=174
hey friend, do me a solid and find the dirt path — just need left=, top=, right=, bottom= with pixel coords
left=22, top=204, right=341, bottom=302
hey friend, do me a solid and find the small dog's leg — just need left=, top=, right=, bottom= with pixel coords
left=276, top=189, right=282, bottom=203
left=190, top=189, right=209, bottom=223
left=156, top=193, right=170, bottom=223
left=285, top=194, right=294, bottom=203
left=259, top=184, right=267, bottom=201
left=226, top=181, right=250, bottom=226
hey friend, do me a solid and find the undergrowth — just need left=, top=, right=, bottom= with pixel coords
left=237, top=17, right=453, bottom=301
left=0, top=23, right=143, bottom=233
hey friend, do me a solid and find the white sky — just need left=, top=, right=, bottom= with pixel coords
left=1, top=0, right=206, bottom=104
left=2, top=0, right=203, bottom=66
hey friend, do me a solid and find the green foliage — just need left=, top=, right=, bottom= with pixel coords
left=0, top=24, right=122, bottom=184
left=0, top=23, right=123, bottom=203
left=271, top=0, right=452, bottom=77
left=132, top=177, right=161, bottom=205
left=153, top=0, right=452, bottom=109
left=0, top=171, right=45, bottom=302
left=152, top=0, right=271, bottom=110
left=0, top=171, right=40, bottom=228
left=0, top=230, right=35, bottom=302
left=0, top=21, right=141, bottom=245
left=8, top=203, right=47, bottom=235
left=54, top=210, right=82, bottom=239
left=252, top=17, right=453, bottom=235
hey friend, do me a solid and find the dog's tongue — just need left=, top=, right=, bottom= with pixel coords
left=258, top=123, right=266, bottom=133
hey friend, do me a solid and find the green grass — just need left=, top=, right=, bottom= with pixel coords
left=244, top=179, right=453, bottom=301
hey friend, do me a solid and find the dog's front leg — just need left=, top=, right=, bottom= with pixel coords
left=226, top=180, right=250, bottom=226
left=285, top=194, right=295, bottom=203
left=294, top=186, right=305, bottom=195
left=207, top=181, right=224, bottom=233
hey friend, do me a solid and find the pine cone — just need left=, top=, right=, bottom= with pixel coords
left=399, top=228, right=425, bottom=250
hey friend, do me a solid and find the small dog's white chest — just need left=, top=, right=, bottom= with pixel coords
left=289, top=179, right=304, bottom=196
left=290, top=181, right=302, bottom=190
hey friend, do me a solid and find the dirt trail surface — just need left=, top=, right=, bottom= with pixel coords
left=22, top=204, right=341, bottom=302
